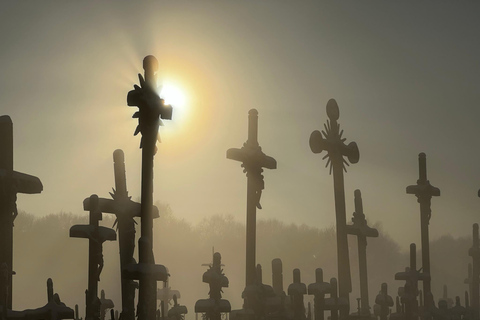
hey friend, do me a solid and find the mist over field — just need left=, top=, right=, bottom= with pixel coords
left=12, top=206, right=472, bottom=319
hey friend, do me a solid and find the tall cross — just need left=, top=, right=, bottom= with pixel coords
left=309, top=99, right=359, bottom=317
left=406, top=152, right=440, bottom=309
left=83, top=149, right=160, bottom=320
left=70, top=195, right=116, bottom=320
left=0, top=115, right=43, bottom=310
left=395, top=243, right=429, bottom=320
left=469, top=223, right=480, bottom=320
left=125, top=55, right=170, bottom=320
left=346, top=189, right=378, bottom=316
left=227, top=109, right=276, bottom=290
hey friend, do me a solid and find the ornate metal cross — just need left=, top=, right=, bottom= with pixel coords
left=227, top=109, right=276, bottom=290
left=309, top=99, right=359, bottom=317
left=346, top=189, right=378, bottom=316
left=125, top=55, right=170, bottom=320
left=406, top=152, right=440, bottom=308
left=0, top=115, right=43, bottom=310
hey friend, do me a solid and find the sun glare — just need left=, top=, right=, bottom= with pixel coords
left=159, top=82, right=188, bottom=125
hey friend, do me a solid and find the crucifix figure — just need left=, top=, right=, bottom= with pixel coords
left=227, top=109, right=276, bottom=298
left=70, top=195, right=116, bottom=320
left=346, top=189, right=378, bottom=316
left=0, top=115, right=43, bottom=310
left=309, top=99, right=359, bottom=317
left=406, top=152, right=440, bottom=309
left=125, top=55, right=170, bottom=320
left=469, top=223, right=480, bottom=320
left=83, top=149, right=160, bottom=320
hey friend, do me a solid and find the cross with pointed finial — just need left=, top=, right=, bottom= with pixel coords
left=309, top=99, right=359, bottom=318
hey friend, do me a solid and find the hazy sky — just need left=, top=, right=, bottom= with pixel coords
left=2, top=1, right=480, bottom=253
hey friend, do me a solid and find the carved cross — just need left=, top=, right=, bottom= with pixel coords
left=406, top=152, right=440, bottom=308
left=126, top=55, right=170, bottom=320
left=395, top=243, right=429, bottom=320
left=70, top=195, right=116, bottom=320
left=310, top=99, right=359, bottom=318
left=83, top=149, right=159, bottom=320
left=0, top=115, right=43, bottom=310
left=227, top=109, right=276, bottom=290
left=346, top=189, right=378, bottom=316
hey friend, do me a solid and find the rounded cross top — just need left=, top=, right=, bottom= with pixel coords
left=143, top=55, right=159, bottom=72
left=113, top=149, right=124, bottom=162
left=249, top=109, right=258, bottom=116
left=326, top=99, right=340, bottom=121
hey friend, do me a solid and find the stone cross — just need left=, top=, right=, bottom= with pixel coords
left=395, top=243, right=429, bottom=320
left=308, top=268, right=331, bottom=320
left=70, top=195, right=116, bottom=320
left=227, top=109, right=276, bottom=291
left=83, top=149, right=160, bottom=320
left=0, top=115, right=43, bottom=309
left=469, top=223, right=480, bottom=320
left=346, top=189, right=378, bottom=316
left=309, top=99, right=359, bottom=317
left=126, top=55, right=170, bottom=320
left=406, top=152, right=440, bottom=308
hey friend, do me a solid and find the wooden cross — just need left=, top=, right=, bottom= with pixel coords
left=309, top=99, right=359, bottom=318
left=395, top=243, right=429, bottom=320
left=0, top=115, right=43, bottom=310
left=374, top=283, right=393, bottom=320
left=406, top=152, right=440, bottom=308
left=308, top=268, right=331, bottom=320
left=70, top=195, right=116, bottom=320
left=227, top=109, right=276, bottom=290
left=288, top=269, right=307, bottom=320
left=469, top=223, right=480, bottom=320
left=99, top=290, right=114, bottom=320
left=83, top=149, right=159, bottom=320
left=346, top=189, right=378, bottom=316
left=323, top=278, right=349, bottom=320
left=126, top=55, right=171, bottom=320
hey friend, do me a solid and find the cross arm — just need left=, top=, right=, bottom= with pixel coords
left=226, top=147, right=276, bottom=170
left=69, top=225, right=117, bottom=242
left=308, top=282, right=331, bottom=296
left=123, top=262, right=168, bottom=282
left=83, top=197, right=160, bottom=219
left=346, top=224, right=379, bottom=238
left=0, top=170, right=43, bottom=194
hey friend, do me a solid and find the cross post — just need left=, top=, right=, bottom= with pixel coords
left=125, top=55, right=171, bottom=320
left=346, top=189, right=378, bottom=316
left=0, top=115, right=43, bottom=310
left=309, top=99, right=359, bottom=318
left=227, top=109, right=276, bottom=298
left=406, top=153, right=440, bottom=309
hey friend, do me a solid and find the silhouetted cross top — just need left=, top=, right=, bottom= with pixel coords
left=227, top=109, right=276, bottom=289
left=0, top=115, right=43, bottom=310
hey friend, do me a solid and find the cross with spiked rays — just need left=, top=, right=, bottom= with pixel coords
left=309, top=98, right=359, bottom=318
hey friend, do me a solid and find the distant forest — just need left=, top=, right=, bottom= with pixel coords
left=11, top=205, right=472, bottom=318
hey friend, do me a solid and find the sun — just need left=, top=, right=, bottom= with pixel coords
left=159, top=82, right=188, bottom=124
